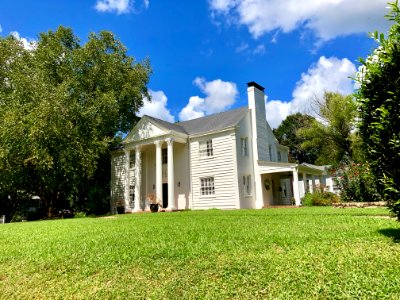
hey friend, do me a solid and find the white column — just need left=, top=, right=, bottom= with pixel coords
left=302, top=173, right=307, bottom=194
left=292, top=168, right=301, bottom=206
left=154, top=140, right=163, bottom=206
left=133, top=145, right=142, bottom=212
left=124, top=149, right=131, bottom=212
left=166, top=138, right=175, bottom=210
left=310, top=175, right=315, bottom=193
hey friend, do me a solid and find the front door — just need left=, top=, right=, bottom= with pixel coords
left=280, top=179, right=291, bottom=205
left=162, top=183, right=168, bottom=209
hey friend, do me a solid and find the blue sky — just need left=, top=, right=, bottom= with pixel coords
left=0, top=0, right=391, bottom=128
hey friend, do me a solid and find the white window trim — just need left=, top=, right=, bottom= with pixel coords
left=241, top=137, right=248, bottom=156
left=199, top=139, right=214, bottom=159
left=200, top=176, right=216, bottom=197
left=243, top=174, right=252, bottom=196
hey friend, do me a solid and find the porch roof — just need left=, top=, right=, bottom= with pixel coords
left=258, top=161, right=325, bottom=175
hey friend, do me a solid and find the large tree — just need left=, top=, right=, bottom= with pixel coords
left=297, top=92, right=363, bottom=165
left=273, top=113, right=319, bottom=164
left=0, top=26, right=151, bottom=218
left=356, top=1, right=400, bottom=220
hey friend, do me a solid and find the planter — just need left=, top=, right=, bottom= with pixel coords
left=117, top=206, right=125, bottom=214
left=150, top=204, right=159, bottom=213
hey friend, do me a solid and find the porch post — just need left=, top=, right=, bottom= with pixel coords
left=310, top=175, right=315, bottom=193
left=302, top=173, right=307, bottom=194
left=166, top=138, right=175, bottom=210
left=124, top=148, right=131, bottom=212
left=154, top=140, right=163, bottom=206
left=292, top=167, right=301, bottom=206
left=133, top=145, right=142, bottom=212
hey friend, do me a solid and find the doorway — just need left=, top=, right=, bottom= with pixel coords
left=162, top=183, right=168, bottom=208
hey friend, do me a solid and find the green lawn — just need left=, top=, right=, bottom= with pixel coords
left=0, top=207, right=400, bottom=299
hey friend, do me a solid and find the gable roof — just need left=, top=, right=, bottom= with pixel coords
left=144, top=107, right=249, bottom=136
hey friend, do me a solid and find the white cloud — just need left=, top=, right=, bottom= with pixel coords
left=95, top=0, right=149, bottom=14
left=209, top=0, right=389, bottom=42
left=138, top=90, right=174, bottom=122
left=179, top=78, right=238, bottom=121
left=0, top=25, right=2, bottom=33
left=10, top=31, right=37, bottom=51
left=265, top=56, right=357, bottom=128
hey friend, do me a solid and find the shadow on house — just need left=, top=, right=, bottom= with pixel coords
left=379, top=228, right=400, bottom=243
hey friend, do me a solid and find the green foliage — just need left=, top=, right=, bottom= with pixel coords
left=0, top=209, right=399, bottom=299
left=333, top=162, right=382, bottom=203
left=297, top=92, right=363, bottom=165
left=273, top=113, right=320, bottom=163
left=0, top=26, right=151, bottom=219
left=301, top=188, right=339, bottom=206
left=356, top=1, right=400, bottom=220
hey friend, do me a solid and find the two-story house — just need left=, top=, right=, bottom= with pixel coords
left=110, top=82, right=334, bottom=212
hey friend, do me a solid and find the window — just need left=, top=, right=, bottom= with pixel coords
left=200, top=177, right=215, bottom=196
left=243, top=175, right=252, bottom=196
left=268, top=145, right=273, bottom=161
left=129, top=152, right=135, bottom=168
left=162, top=148, right=167, bottom=164
left=241, top=137, right=248, bottom=156
left=199, top=140, right=213, bottom=157
left=277, top=151, right=282, bottom=162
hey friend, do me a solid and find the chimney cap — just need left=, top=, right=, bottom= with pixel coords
left=247, top=81, right=265, bottom=92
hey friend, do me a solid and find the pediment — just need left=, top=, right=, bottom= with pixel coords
left=124, top=118, right=167, bottom=143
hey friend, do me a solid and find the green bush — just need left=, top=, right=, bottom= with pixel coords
left=302, top=188, right=339, bottom=206
left=332, top=162, right=382, bottom=202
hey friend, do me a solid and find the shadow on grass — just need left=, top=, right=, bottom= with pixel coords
left=379, top=228, right=400, bottom=243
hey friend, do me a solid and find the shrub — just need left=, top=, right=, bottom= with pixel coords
left=301, top=188, right=339, bottom=206
left=332, top=162, right=382, bottom=202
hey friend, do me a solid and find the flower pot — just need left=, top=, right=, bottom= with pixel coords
left=117, top=206, right=125, bottom=214
left=150, top=204, right=159, bottom=213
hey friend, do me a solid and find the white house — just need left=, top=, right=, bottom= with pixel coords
left=110, top=82, right=334, bottom=213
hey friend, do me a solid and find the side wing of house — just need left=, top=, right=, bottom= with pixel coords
left=189, top=129, right=240, bottom=210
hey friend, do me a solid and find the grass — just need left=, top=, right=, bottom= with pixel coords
left=0, top=207, right=400, bottom=299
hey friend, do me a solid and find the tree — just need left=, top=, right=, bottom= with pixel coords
left=273, top=113, right=320, bottom=163
left=297, top=92, right=363, bottom=165
left=0, top=26, right=151, bottom=218
left=356, top=1, right=400, bottom=220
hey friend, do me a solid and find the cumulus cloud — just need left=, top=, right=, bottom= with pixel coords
left=265, top=56, right=357, bottom=128
left=138, top=90, right=175, bottom=122
left=95, top=0, right=149, bottom=14
left=209, top=0, right=389, bottom=42
left=10, top=31, right=37, bottom=51
left=179, top=78, right=238, bottom=121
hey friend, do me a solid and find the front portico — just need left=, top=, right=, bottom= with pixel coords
left=111, top=116, right=189, bottom=213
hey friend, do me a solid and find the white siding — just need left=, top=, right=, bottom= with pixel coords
left=111, top=151, right=126, bottom=212
left=190, top=131, right=237, bottom=209
left=235, top=113, right=256, bottom=208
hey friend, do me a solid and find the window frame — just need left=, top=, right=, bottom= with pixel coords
left=243, top=175, right=252, bottom=196
left=200, top=177, right=215, bottom=196
left=199, top=139, right=214, bottom=158
left=241, top=137, right=248, bottom=156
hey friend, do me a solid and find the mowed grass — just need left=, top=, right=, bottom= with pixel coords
left=1, top=207, right=400, bottom=299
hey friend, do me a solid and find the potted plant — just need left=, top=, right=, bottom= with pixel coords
left=116, top=199, right=125, bottom=214
left=146, top=193, right=162, bottom=213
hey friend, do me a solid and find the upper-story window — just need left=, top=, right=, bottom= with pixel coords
left=199, top=140, right=213, bottom=158
left=162, top=148, right=167, bottom=164
left=241, top=137, right=248, bottom=156
left=268, top=145, right=273, bottom=161
left=129, top=152, right=136, bottom=168
left=277, top=151, right=282, bottom=162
